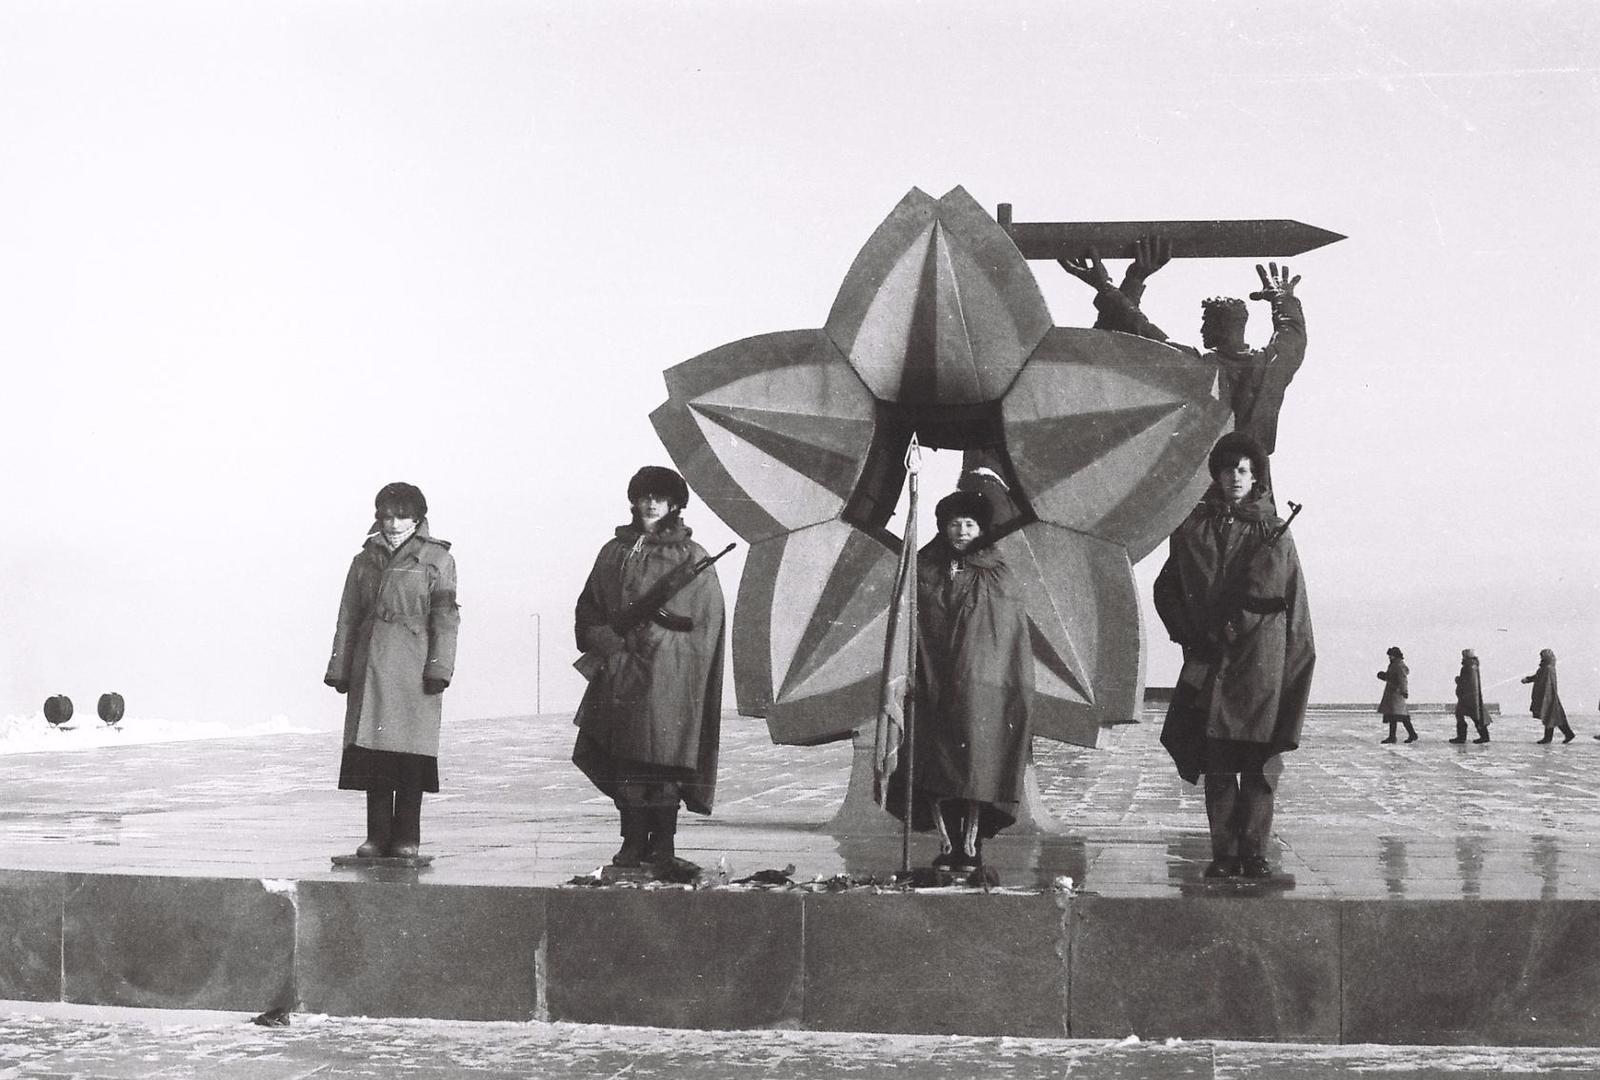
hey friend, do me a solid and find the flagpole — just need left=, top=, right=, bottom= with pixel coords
left=900, top=435, right=921, bottom=875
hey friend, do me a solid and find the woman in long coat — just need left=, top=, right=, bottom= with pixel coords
left=325, top=482, right=460, bottom=859
left=1524, top=649, right=1573, bottom=744
left=1377, top=646, right=1414, bottom=743
left=573, top=466, right=725, bottom=868
left=1154, top=432, right=1314, bottom=880
left=886, top=489, right=1033, bottom=873
left=1450, top=649, right=1489, bottom=743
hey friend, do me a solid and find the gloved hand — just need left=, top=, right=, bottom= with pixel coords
left=584, top=625, right=627, bottom=655
left=423, top=677, right=449, bottom=695
left=324, top=677, right=349, bottom=695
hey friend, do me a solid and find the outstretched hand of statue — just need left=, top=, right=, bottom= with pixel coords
left=1249, top=262, right=1300, bottom=302
left=1124, top=234, right=1172, bottom=283
left=1058, top=249, right=1112, bottom=290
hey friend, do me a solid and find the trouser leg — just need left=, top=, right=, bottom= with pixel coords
left=1203, top=774, right=1241, bottom=860
left=1234, top=770, right=1277, bottom=859
left=1452, top=714, right=1468, bottom=741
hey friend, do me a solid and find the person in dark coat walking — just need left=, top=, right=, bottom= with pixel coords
left=1524, top=649, right=1573, bottom=744
left=573, top=466, right=726, bottom=868
left=1154, top=432, right=1315, bottom=879
left=1377, top=646, right=1415, bottom=743
left=1450, top=649, right=1490, bottom=744
left=886, top=490, right=1033, bottom=873
left=325, top=482, right=460, bottom=859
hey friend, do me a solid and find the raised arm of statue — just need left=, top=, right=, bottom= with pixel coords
left=1063, top=243, right=1170, bottom=342
left=1252, top=262, right=1307, bottom=393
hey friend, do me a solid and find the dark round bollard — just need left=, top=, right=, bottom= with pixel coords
left=43, top=695, right=73, bottom=726
left=97, top=692, right=125, bottom=726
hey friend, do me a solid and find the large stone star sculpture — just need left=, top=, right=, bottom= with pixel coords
left=652, top=186, right=1230, bottom=751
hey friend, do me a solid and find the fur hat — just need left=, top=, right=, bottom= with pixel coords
left=1540, top=648, right=1556, bottom=663
left=935, top=490, right=993, bottom=533
left=627, top=466, right=689, bottom=509
left=374, top=482, right=427, bottom=520
left=1387, top=646, right=1404, bottom=659
left=1207, top=432, right=1268, bottom=486
left=1461, top=648, right=1476, bottom=660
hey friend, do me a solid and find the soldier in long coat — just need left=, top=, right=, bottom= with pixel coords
left=1524, top=649, right=1573, bottom=744
left=1450, top=649, right=1490, bottom=744
left=886, top=490, right=1033, bottom=873
left=573, top=466, right=725, bottom=868
left=1377, top=646, right=1415, bottom=743
left=325, top=482, right=460, bottom=859
left=1154, top=433, right=1314, bottom=879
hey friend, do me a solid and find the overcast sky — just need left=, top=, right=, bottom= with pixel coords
left=3, top=1, right=1596, bottom=731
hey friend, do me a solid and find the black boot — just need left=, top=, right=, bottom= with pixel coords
left=949, top=801, right=981, bottom=873
left=356, top=789, right=393, bottom=859
left=931, top=801, right=963, bottom=870
left=390, top=789, right=423, bottom=858
left=1562, top=724, right=1576, bottom=743
left=612, top=808, right=648, bottom=867
left=1537, top=729, right=1553, bottom=744
left=1403, top=719, right=1418, bottom=743
left=1381, top=720, right=1397, bottom=744
left=642, top=804, right=677, bottom=864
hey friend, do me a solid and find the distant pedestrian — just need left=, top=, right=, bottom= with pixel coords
left=325, top=482, right=460, bottom=860
left=1449, top=649, right=1490, bottom=744
left=1377, top=646, right=1415, bottom=743
left=1524, top=649, right=1573, bottom=744
left=1154, top=432, right=1315, bottom=880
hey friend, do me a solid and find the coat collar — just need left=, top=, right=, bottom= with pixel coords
left=363, top=518, right=433, bottom=558
left=1197, top=485, right=1275, bottom=525
left=615, top=518, right=693, bottom=546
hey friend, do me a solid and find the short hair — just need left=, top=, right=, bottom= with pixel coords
left=374, top=482, right=427, bottom=520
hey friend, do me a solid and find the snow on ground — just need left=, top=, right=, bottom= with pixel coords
left=0, top=711, right=333, bottom=754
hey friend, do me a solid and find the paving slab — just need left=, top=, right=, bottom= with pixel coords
left=0, top=706, right=1596, bottom=898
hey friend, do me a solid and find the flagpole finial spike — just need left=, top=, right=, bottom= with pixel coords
left=904, top=432, right=922, bottom=475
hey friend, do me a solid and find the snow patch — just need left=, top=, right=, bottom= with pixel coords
left=0, top=712, right=328, bottom=755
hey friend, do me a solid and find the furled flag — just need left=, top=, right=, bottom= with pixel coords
left=873, top=436, right=921, bottom=806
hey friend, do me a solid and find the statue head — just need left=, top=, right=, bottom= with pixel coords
left=1200, top=296, right=1249, bottom=350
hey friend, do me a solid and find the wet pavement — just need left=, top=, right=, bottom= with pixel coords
left=5, top=1002, right=1600, bottom=1078
left=0, top=706, right=1596, bottom=898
